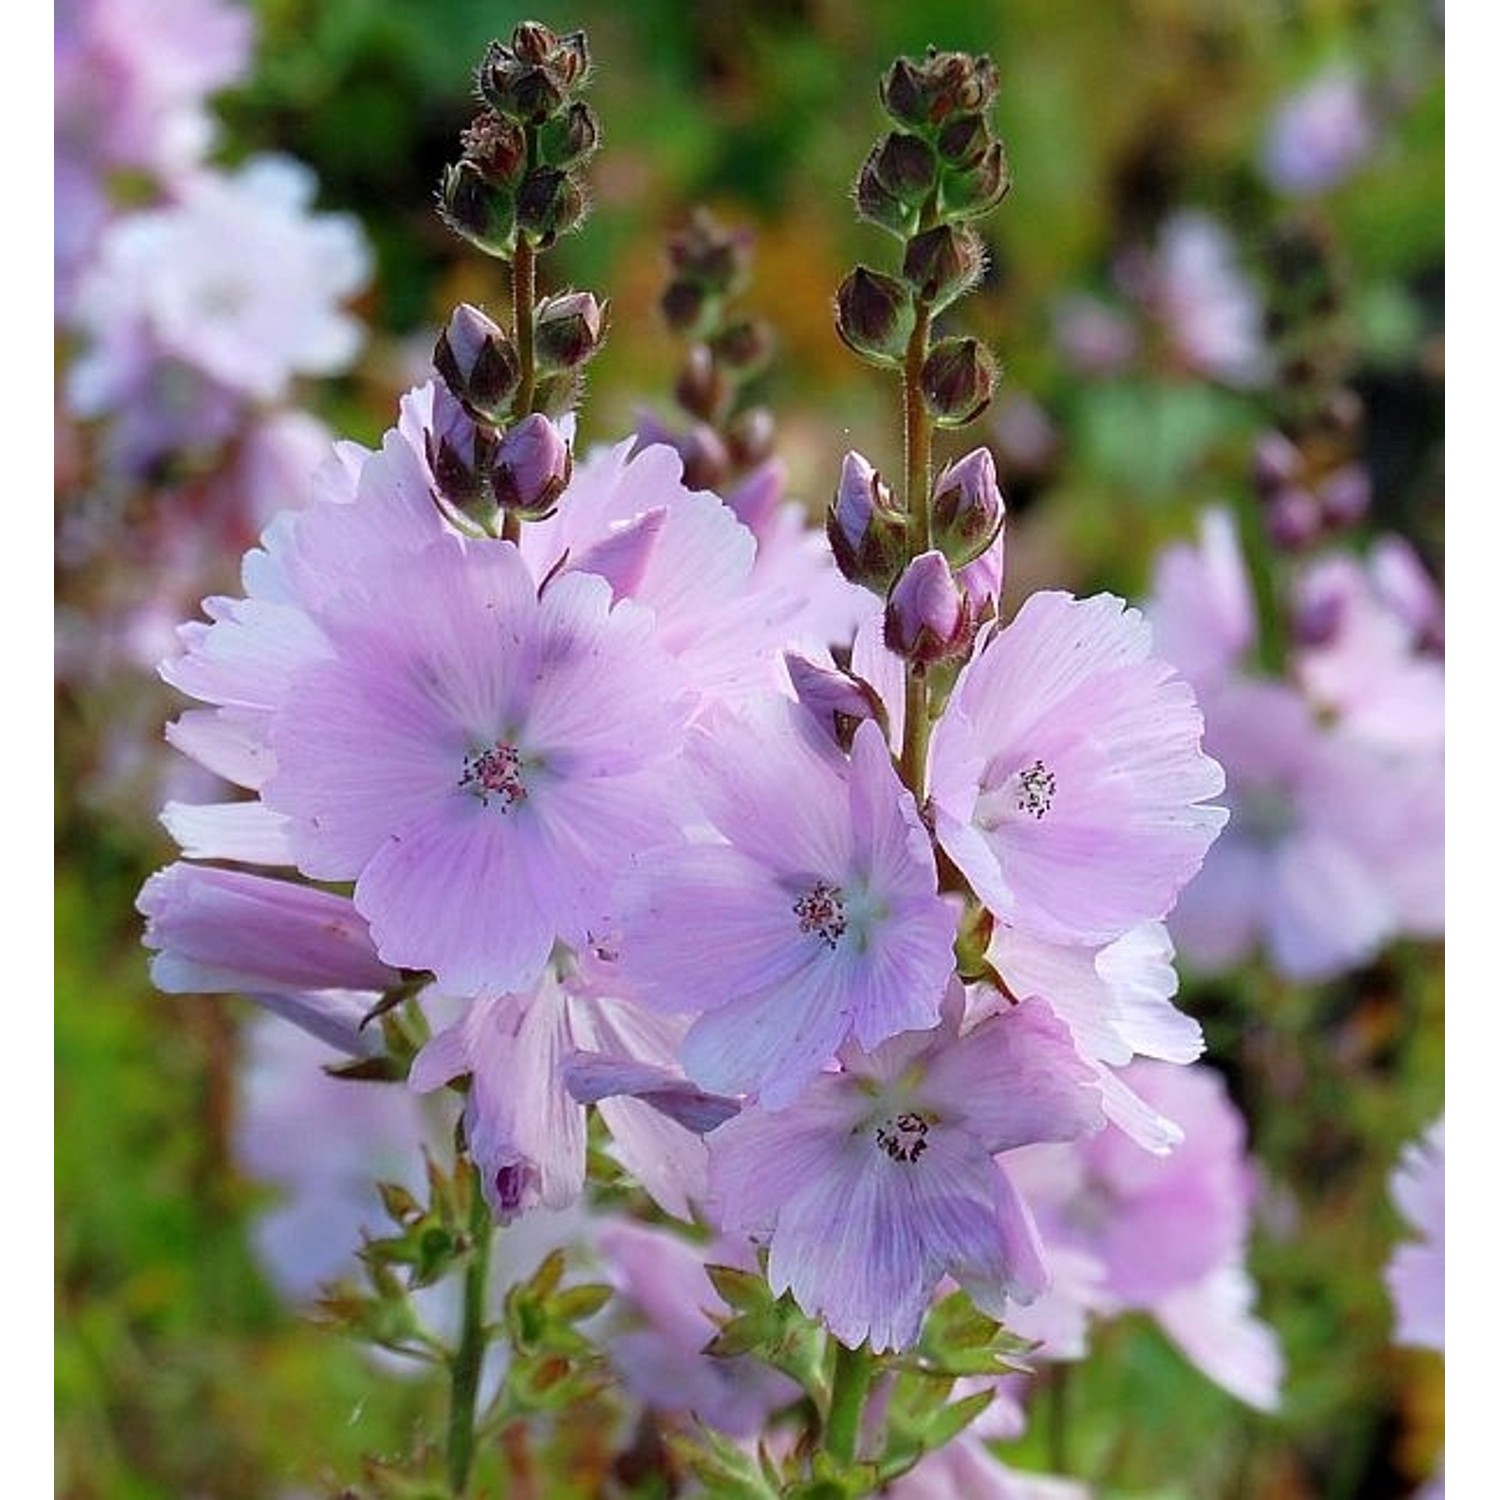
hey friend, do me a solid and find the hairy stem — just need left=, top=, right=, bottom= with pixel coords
left=898, top=295, right=936, bottom=797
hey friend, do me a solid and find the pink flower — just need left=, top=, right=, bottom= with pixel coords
left=615, top=700, right=957, bottom=1108
left=929, top=591, right=1227, bottom=947
left=263, top=537, right=693, bottom=996
left=1387, top=1117, right=1444, bottom=1351
left=706, top=986, right=1103, bottom=1352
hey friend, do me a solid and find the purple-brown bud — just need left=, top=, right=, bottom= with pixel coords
left=902, top=223, right=985, bottom=308
left=438, top=159, right=517, bottom=257
left=726, top=405, right=776, bottom=470
left=516, top=167, right=586, bottom=248
left=434, top=303, right=520, bottom=424
left=885, top=550, right=975, bottom=665
left=1316, top=462, right=1372, bottom=530
left=1265, top=486, right=1323, bottom=550
left=784, top=652, right=890, bottom=753
left=920, top=337, right=998, bottom=426
left=492, top=412, right=573, bottom=521
left=880, top=48, right=998, bottom=131
left=537, top=101, right=600, bottom=169
left=1251, top=430, right=1304, bottom=496
left=673, top=344, right=726, bottom=423
left=534, top=290, right=608, bottom=371
left=938, top=140, right=1012, bottom=221
left=931, top=445, right=1004, bottom=567
left=424, top=384, right=501, bottom=531
left=827, top=451, right=907, bottom=594
left=835, top=266, right=916, bottom=368
left=459, top=111, right=528, bottom=187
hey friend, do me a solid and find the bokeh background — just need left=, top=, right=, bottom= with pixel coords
left=56, top=2, right=1444, bottom=1496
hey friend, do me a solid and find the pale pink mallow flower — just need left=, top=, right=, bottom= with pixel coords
left=409, top=973, right=719, bottom=1223
left=614, top=701, right=958, bottom=1109
left=706, top=986, right=1103, bottom=1353
left=887, top=1434, right=1089, bottom=1500
left=987, top=921, right=1205, bottom=1153
left=263, top=537, right=694, bottom=996
left=1387, top=1116, right=1444, bottom=1352
left=1120, top=212, right=1269, bottom=387
left=1164, top=678, right=1436, bottom=980
left=595, top=1220, right=800, bottom=1438
left=66, top=155, right=371, bottom=409
left=1006, top=1060, right=1283, bottom=1411
left=1260, top=68, right=1377, bottom=197
left=929, top=591, right=1227, bottom=949
left=136, top=862, right=399, bottom=1054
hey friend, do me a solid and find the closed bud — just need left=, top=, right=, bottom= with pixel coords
left=438, top=159, right=517, bottom=257
left=537, top=101, right=600, bottom=168
left=871, top=131, right=938, bottom=202
left=660, top=279, right=714, bottom=337
left=492, top=412, right=573, bottom=520
left=939, top=140, right=1012, bottom=221
left=478, top=23, right=588, bottom=124
left=784, top=652, right=889, bottom=753
left=935, top=112, right=989, bottom=169
left=710, top=318, right=774, bottom=377
left=920, top=337, right=998, bottom=426
left=931, top=446, right=1004, bottom=566
left=1265, top=486, right=1324, bottom=551
left=855, top=157, right=917, bottom=237
left=726, top=405, right=776, bottom=470
left=424, top=385, right=501, bottom=531
left=835, top=266, right=916, bottom=368
left=885, top=550, right=975, bottom=665
left=534, top=290, right=608, bottom=370
left=902, top=223, right=984, bottom=308
left=827, top=450, right=907, bottom=593
left=666, top=210, right=753, bottom=297
left=516, top=167, right=586, bottom=248
left=674, top=343, right=725, bottom=423
left=434, top=303, right=520, bottom=423
left=511, top=20, right=559, bottom=65
left=1251, top=430, right=1304, bottom=496
left=459, top=111, right=528, bottom=186
left=1317, top=462, right=1371, bottom=530
left=879, top=47, right=998, bottom=130
left=675, top=422, right=732, bottom=492
left=957, top=532, right=1005, bottom=625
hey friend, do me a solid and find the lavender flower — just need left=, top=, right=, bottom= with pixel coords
left=615, top=700, right=957, bottom=1108
left=263, top=537, right=694, bottom=996
left=1387, top=1117, right=1444, bottom=1352
left=929, top=590, right=1227, bottom=948
left=707, top=985, right=1103, bottom=1352
left=1260, top=68, right=1377, bottom=197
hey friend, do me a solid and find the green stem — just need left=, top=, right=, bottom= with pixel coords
left=824, top=1340, right=875, bottom=1468
left=1047, top=1363, right=1071, bottom=1476
left=446, top=1167, right=495, bottom=1497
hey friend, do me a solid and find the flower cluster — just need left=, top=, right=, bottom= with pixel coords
left=132, top=22, right=1281, bottom=1493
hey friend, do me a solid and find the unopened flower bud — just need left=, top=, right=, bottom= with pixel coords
left=870, top=131, right=938, bottom=202
left=827, top=451, right=907, bottom=593
left=920, top=337, right=998, bottom=426
left=880, top=48, right=998, bottom=131
left=534, top=290, right=608, bottom=371
left=660, top=279, right=714, bottom=337
left=434, top=303, right=520, bottom=423
left=666, top=210, right=753, bottom=297
left=931, top=446, right=1004, bottom=566
left=675, top=422, right=732, bottom=492
left=492, top=412, right=573, bottom=521
left=711, top=319, right=775, bottom=377
left=855, top=158, right=916, bottom=237
left=516, top=167, right=586, bottom=248
left=674, top=344, right=725, bottom=423
left=1316, top=462, right=1371, bottom=530
left=835, top=266, right=916, bottom=368
left=935, top=111, right=989, bottom=168
left=938, top=140, right=1012, bottom=221
left=459, top=111, right=528, bottom=186
left=425, top=385, right=501, bottom=530
left=1251, top=430, right=1304, bottom=496
left=478, top=23, right=588, bottom=124
left=957, top=532, right=1005, bottom=625
left=537, top=101, right=600, bottom=168
left=726, top=406, right=776, bottom=470
left=885, top=550, right=975, bottom=665
left=1265, top=486, right=1323, bottom=550
left=438, top=159, right=517, bottom=257
left=902, top=223, right=984, bottom=308
left=784, top=652, right=889, bottom=752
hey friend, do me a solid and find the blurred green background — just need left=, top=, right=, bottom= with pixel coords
left=56, top=2, right=1443, bottom=1495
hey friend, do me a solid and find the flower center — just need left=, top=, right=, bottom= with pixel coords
left=793, top=879, right=848, bottom=948
left=461, top=740, right=528, bottom=810
left=874, top=1109, right=934, bottom=1164
left=1013, top=758, right=1057, bottom=819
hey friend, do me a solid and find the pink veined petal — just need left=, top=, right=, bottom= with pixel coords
left=1266, top=828, right=1394, bottom=979
left=681, top=958, right=858, bottom=1109
left=1153, top=1266, right=1284, bottom=1412
left=353, top=798, right=556, bottom=997
left=596, top=1094, right=714, bottom=1224
left=160, top=799, right=294, bottom=864
left=166, top=706, right=276, bottom=789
